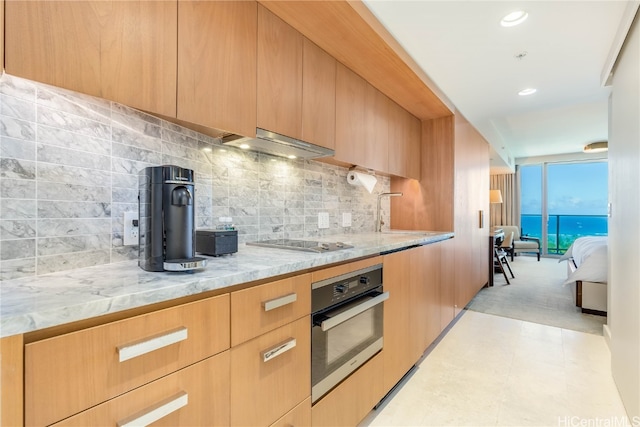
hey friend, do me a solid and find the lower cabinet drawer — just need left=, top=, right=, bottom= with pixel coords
left=25, top=294, right=230, bottom=426
left=270, top=397, right=311, bottom=427
left=311, top=352, right=384, bottom=427
left=230, top=316, right=311, bottom=426
left=52, top=351, right=230, bottom=427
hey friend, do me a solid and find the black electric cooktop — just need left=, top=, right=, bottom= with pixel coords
left=246, top=239, right=353, bottom=253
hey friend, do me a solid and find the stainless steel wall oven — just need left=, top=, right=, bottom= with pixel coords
left=311, top=264, right=387, bottom=403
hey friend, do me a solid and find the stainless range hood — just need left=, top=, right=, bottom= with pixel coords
left=221, top=128, right=334, bottom=160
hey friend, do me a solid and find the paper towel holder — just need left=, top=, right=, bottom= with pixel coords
left=347, top=167, right=378, bottom=193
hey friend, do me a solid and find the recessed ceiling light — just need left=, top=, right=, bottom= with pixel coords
left=501, top=11, right=528, bottom=27
left=518, top=88, right=537, bottom=96
left=287, top=155, right=297, bottom=160
left=239, top=143, right=250, bottom=150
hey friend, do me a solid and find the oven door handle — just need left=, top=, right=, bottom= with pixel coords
left=320, top=291, right=389, bottom=332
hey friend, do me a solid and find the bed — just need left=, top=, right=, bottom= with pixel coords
left=559, top=236, right=608, bottom=316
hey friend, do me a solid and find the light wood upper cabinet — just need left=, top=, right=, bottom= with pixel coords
left=388, top=100, right=421, bottom=179
left=336, top=62, right=427, bottom=176
left=302, top=38, right=336, bottom=150
left=365, top=84, right=390, bottom=173
left=407, top=113, right=422, bottom=179
left=5, top=0, right=177, bottom=117
left=177, top=0, right=257, bottom=137
left=336, top=62, right=390, bottom=172
left=335, top=63, right=368, bottom=166
left=257, top=4, right=304, bottom=140
left=257, top=6, right=336, bottom=150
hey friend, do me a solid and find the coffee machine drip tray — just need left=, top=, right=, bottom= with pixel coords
left=163, top=257, right=207, bottom=271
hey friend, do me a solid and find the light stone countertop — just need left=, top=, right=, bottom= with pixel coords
left=0, top=231, right=453, bottom=338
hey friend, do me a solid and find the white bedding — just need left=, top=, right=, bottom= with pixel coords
left=559, top=236, right=608, bottom=285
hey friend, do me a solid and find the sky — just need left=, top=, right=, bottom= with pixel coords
left=520, top=162, right=608, bottom=216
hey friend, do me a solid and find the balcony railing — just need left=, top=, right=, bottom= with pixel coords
left=521, top=214, right=608, bottom=255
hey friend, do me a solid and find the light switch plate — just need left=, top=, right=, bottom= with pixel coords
left=123, top=212, right=139, bottom=246
left=318, top=212, right=330, bottom=229
left=342, top=212, right=352, bottom=227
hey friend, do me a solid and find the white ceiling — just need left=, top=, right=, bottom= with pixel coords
left=362, top=0, right=634, bottom=173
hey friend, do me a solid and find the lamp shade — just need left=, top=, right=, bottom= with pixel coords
left=583, top=141, right=608, bottom=153
left=489, top=189, right=503, bottom=204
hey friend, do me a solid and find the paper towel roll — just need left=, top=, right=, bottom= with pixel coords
left=347, top=171, right=377, bottom=193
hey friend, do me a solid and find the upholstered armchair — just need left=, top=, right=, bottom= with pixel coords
left=499, top=225, right=541, bottom=261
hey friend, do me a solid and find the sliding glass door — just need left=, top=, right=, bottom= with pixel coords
left=520, top=161, right=608, bottom=256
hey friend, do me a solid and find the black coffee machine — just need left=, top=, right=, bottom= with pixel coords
left=139, top=165, right=207, bottom=272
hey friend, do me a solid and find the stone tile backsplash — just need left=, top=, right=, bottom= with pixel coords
left=0, top=73, right=391, bottom=280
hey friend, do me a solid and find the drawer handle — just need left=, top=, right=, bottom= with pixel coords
left=262, top=338, right=297, bottom=363
left=263, top=293, right=297, bottom=312
left=117, top=327, right=188, bottom=362
left=118, top=391, right=188, bottom=427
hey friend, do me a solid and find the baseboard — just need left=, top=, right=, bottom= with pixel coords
left=603, top=324, right=612, bottom=349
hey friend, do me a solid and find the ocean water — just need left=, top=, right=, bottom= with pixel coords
left=522, top=214, right=608, bottom=237
left=521, top=214, right=608, bottom=253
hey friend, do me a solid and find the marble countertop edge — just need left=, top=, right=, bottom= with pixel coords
left=0, top=232, right=453, bottom=338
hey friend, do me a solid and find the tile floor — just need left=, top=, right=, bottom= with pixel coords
left=360, top=310, right=629, bottom=427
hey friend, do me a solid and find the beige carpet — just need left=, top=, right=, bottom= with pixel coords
left=466, top=255, right=607, bottom=335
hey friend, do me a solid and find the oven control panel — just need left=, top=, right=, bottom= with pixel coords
left=312, top=264, right=383, bottom=312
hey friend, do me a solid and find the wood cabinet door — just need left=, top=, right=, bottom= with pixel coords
left=25, top=294, right=230, bottom=427
left=52, top=352, right=230, bottom=427
left=388, top=100, right=421, bottom=179
left=311, top=352, right=383, bottom=427
left=270, top=397, right=311, bottom=427
left=177, top=0, right=257, bottom=137
left=382, top=249, right=414, bottom=392
left=302, top=38, right=336, bottom=150
left=411, top=243, right=442, bottom=354
left=5, top=0, right=177, bottom=117
left=364, top=83, right=390, bottom=173
left=335, top=63, right=367, bottom=166
left=453, top=114, right=490, bottom=314
left=406, top=113, right=422, bottom=180
left=230, top=273, right=311, bottom=347
left=439, top=238, right=457, bottom=330
left=388, top=100, right=408, bottom=177
left=230, top=316, right=310, bottom=427
left=257, top=4, right=303, bottom=139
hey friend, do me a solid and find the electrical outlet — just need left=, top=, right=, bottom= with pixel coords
left=123, top=212, right=139, bottom=246
left=342, top=212, right=352, bottom=227
left=318, top=212, right=330, bottom=229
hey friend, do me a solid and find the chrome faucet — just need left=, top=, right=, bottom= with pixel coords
left=376, top=192, right=403, bottom=232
